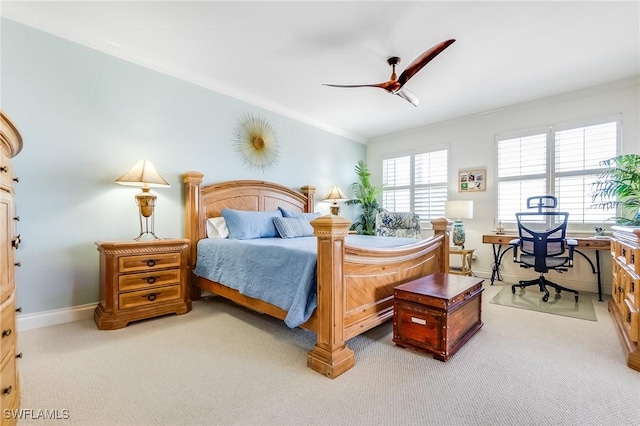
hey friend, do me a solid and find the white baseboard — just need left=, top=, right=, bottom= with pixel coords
left=17, top=303, right=97, bottom=332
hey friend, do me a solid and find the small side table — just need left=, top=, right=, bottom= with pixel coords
left=449, top=247, right=475, bottom=276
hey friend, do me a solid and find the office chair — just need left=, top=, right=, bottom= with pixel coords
left=510, top=195, right=579, bottom=302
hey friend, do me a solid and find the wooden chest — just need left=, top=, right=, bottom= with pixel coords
left=393, top=273, right=484, bottom=361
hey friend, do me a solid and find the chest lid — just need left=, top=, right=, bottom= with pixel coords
left=395, top=273, right=483, bottom=301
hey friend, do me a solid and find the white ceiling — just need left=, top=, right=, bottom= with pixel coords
left=2, top=1, right=639, bottom=143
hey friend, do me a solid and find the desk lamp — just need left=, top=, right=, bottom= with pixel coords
left=323, top=185, right=348, bottom=215
left=116, top=158, right=170, bottom=241
left=445, top=200, right=474, bottom=247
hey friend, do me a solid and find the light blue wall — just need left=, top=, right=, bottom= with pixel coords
left=1, top=19, right=365, bottom=314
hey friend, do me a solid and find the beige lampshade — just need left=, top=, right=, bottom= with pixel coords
left=445, top=200, right=474, bottom=219
left=323, top=185, right=348, bottom=202
left=115, top=158, right=170, bottom=188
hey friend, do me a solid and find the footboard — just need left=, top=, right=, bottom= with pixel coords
left=307, top=216, right=451, bottom=378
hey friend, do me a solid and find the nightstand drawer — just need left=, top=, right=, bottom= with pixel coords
left=118, top=252, right=181, bottom=273
left=119, top=269, right=181, bottom=292
left=119, top=285, right=182, bottom=310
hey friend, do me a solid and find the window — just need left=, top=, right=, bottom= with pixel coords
left=382, top=149, right=448, bottom=223
left=496, top=118, right=619, bottom=226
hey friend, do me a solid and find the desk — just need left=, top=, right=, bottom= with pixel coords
left=482, top=234, right=611, bottom=301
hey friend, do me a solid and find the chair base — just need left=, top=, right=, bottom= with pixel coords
left=511, top=274, right=579, bottom=302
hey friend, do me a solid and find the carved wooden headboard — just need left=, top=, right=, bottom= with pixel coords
left=182, top=172, right=316, bottom=266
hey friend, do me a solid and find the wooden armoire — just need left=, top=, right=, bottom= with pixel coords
left=0, top=110, right=22, bottom=424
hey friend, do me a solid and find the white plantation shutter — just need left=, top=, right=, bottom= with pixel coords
left=382, top=149, right=448, bottom=222
left=496, top=118, right=619, bottom=226
left=554, top=122, right=618, bottom=223
left=497, top=134, right=547, bottom=222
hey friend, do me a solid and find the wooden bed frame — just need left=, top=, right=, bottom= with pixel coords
left=183, top=172, right=451, bottom=378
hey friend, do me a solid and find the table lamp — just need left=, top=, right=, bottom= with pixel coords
left=323, top=185, right=348, bottom=215
left=445, top=200, right=474, bottom=247
left=116, top=158, right=170, bottom=241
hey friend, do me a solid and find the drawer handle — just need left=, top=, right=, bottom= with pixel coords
left=2, top=386, right=12, bottom=395
left=15, top=307, right=21, bottom=313
left=0, top=166, right=7, bottom=173
left=144, top=292, right=160, bottom=301
left=15, top=353, right=22, bottom=359
left=143, top=276, right=159, bottom=284
left=14, top=262, right=21, bottom=267
left=2, top=328, right=12, bottom=338
left=410, top=317, right=427, bottom=326
left=143, top=259, right=161, bottom=267
left=13, top=177, right=19, bottom=183
left=12, top=234, right=20, bottom=249
left=13, top=216, right=19, bottom=222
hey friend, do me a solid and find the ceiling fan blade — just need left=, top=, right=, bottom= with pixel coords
left=394, top=88, right=419, bottom=107
left=322, top=82, right=388, bottom=89
left=397, top=39, right=456, bottom=88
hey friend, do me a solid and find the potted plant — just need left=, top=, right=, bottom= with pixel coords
left=591, top=153, right=640, bottom=226
left=345, top=160, right=383, bottom=235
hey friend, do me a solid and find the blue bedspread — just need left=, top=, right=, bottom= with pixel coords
left=194, top=235, right=420, bottom=328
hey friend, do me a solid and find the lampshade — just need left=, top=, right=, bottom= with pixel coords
left=115, top=158, right=170, bottom=188
left=323, top=185, right=348, bottom=215
left=445, top=200, right=474, bottom=219
left=323, top=185, right=348, bottom=202
left=116, top=158, right=169, bottom=241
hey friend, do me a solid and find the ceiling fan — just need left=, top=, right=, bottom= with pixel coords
left=322, top=39, right=456, bottom=107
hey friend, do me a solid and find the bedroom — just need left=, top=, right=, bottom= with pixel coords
left=0, top=0, right=639, bottom=423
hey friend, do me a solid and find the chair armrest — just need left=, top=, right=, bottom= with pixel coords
left=509, top=238, right=520, bottom=262
left=566, top=239, right=577, bottom=265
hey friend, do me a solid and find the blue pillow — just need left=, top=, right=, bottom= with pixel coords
left=278, top=207, right=321, bottom=221
left=273, top=217, right=314, bottom=238
left=221, top=209, right=283, bottom=240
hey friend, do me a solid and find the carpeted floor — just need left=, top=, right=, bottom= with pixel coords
left=490, top=284, right=597, bottom=321
left=15, top=283, right=640, bottom=425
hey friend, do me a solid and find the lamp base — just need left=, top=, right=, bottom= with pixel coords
left=452, top=220, right=465, bottom=248
left=134, top=189, right=160, bottom=241
left=330, top=204, right=340, bottom=216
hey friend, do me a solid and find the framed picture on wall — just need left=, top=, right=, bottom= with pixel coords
left=458, top=168, right=486, bottom=192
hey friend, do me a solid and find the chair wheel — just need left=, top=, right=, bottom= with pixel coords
left=555, top=288, right=561, bottom=293
left=542, top=294, right=549, bottom=302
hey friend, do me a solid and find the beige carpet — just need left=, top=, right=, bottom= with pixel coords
left=15, top=284, right=640, bottom=426
left=490, top=284, right=597, bottom=321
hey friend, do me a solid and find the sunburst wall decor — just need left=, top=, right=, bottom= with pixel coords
left=233, top=113, right=280, bottom=172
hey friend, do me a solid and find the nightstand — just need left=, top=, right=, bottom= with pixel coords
left=449, top=247, right=475, bottom=276
left=94, top=238, right=191, bottom=330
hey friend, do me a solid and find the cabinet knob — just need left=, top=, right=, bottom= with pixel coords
left=143, top=292, right=160, bottom=302
left=15, top=353, right=22, bottom=359
left=15, top=307, right=22, bottom=313
left=14, top=262, right=21, bottom=267
left=2, top=329, right=12, bottom=338
left=13, top=177, right=19, bottom=183
left=12, top=234, right=20, bottom=249
left=2, top=386, right=12, bottom=395
left=143, top=276, right=159, bottom=284
left=142, top=259, right=160, bottom=267
left=0, top=166, right=7, bottom=173
left=13, top=216, right=19, bottom=222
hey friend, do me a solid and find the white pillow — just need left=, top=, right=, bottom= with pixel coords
left=206, top=217, right=229, bottom=239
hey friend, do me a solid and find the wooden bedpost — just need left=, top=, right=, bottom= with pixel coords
left=307, top=214, right=354, bottom=378
left=301, top=185, right=316, bottom=212
left=431, top=217, right=452, bottom=273
left=183, top=171, right=204, bottom=300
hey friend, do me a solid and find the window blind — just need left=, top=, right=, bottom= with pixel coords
left=382, top=149, right=448, bottom=221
